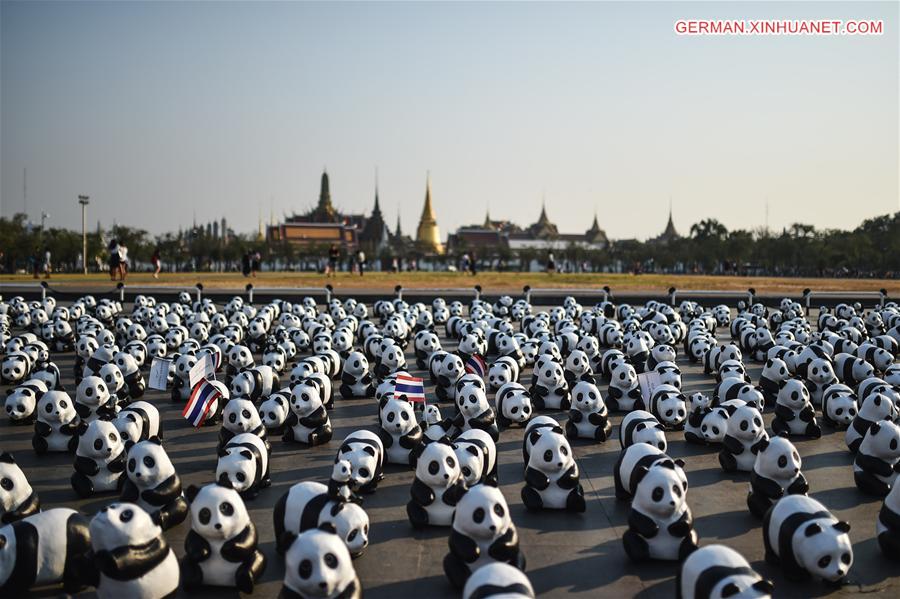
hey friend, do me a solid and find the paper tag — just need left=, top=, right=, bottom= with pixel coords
left=189, top=353, right=216, bottom=387
left=637, top=370, right=662, bottom=403
left=148, top=358, right=172, bottom=391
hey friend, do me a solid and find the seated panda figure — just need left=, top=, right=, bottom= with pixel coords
left=340, top=351, right=375, bottom=399
left=820, top=384, right=858, bottom=430
left=217, top=398, right=267, bottom=454
left=71, top=420, right=127, bottom=498
left=120, top=438, right=188, bottom=530
left=494, top=383, right=533, bottom=430
left=216, top=433, right=271, bottom=500
left=521, top=428, right=585, bottom=512
left=273, top=481, right=370, bottom=557
left=280, top=528, right=362, bottom=599
left=853, top=420, right=900, bottom=497
left=565, top=380, right=612, bottom=442
left=5, top=379, right=47, bottom=425
left=0, top=452, right=40, bottom=524
left=407, top=441, right=467, bottom=528
left=747, top=434, right=809, bottom=518
left=613, top=443, right=686, bottom=502
left=462, top=563, right=534, bottom=599
left=677, top=544, right=773, bottom=599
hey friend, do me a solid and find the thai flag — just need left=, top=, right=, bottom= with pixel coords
left=183, top=380, right=221, bottom=427
left=395, top=374, right=426, bottom=403
left=464, top=354, right=487, bottom=378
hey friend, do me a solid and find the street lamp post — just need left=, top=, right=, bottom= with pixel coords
left=78, top=195, right=90, bottom=275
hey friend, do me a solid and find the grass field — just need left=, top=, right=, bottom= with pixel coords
left=1, top=271, right=896, bottom=295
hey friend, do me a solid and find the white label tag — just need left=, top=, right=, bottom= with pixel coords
left=189, top=353, right=215, bottom=387
left=148, top=358, right=172, bottom=391
left=637, top=370, right=662, bottom=403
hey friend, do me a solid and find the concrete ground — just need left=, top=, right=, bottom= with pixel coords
left=4, top=304, right=898, bottom=598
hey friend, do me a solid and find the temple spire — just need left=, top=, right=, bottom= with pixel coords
left=416, top=172, right=444, bottom=254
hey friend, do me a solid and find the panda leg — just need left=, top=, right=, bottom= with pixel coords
left=622, top=530, right=650, bottom=562
left=559, top=397, right=571, bottom=411
left=678, top=532, right=699, bottom=560
left=805, top=422, right=822, bottom=439
left=848, top=437, right=862, bottom=454
left=684, top=431, right=705, bottom=445
left=770, top=417, right=787, bottom=437
left=854, top=470, right=890, bottom=497
left=157, top=497, right=189, bottom=530
left=746, top=491, right=771, bottom=519
left=566, top=486, right=586, bottom=513
left=282, top=427, right=297, bottom=444
left=520, top=486, right=544, bottom=511
left=273, top=494, right=289, bottom=554
left=878, top=531, right=900, bottom=559
left=310, top=423, right=333, bottom=446
left=718, top=450, right=737, bottom=473
left=32, top=434, right=49, bottom=455
left=762, top=510, right=779, bottom=566
left=70, top=472, right=94, bottom=498
left=339, top=383, right=354, bottom=399
left=235, top=550, right=267, bottom=594
left=564, top=420, right=578, bottom=440
left=442, top=553, right=471, bottom=589
left=597, top=420, right=612, bottom=442
left=406, top=501, right=430, bottom=529
left=180, top=558, right=204, bottom=591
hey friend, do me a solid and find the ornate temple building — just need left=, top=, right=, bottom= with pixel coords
left=651, top=206, right=681, bottom=244
left=415, top=175, right=444, bottom=254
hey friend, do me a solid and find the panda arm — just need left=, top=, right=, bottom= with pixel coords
left=95, top=537, right=168, bottom=580
left=487, top=526, right=520, bottom=562
left=410, top=477, right=435, bottom=505
left=750, top=472, right=784, bottom=499
left=667, top=508, right=694, bottom=537
left=722, top=435, right=744, bottom=455
left=880, top=504, right=900, bottom=530
left=399, top=426, right=423, bottom=449
left=59, top=421, right=81, bottom=435
left=607, top=386, right=622, bottom=399
left=448, top=529, right=480, bottom=562
left=184, top=529, right=212, bottom=561
left=786, top=473, right=809, bottom=495
left=340, top=372, right=355, bottom=385
left=74, top=403, right=92, bottom=419
left=557, top=464, right=579, bottom=489
left=749, top=438, right=767, bottom=455
left=74, top=455, right=100, bottom=476
left=774, top=404, right=795, bottom=421
left=361, top=373, right=373, bottom=385
left=627, top=387, right=641, bottom=399
left=687, top=410, right=705, bottom=427
left=121, top=478, right=141, bottom=502
left=857, top=453, right=894, bottom=478
left=587, top=412, right=607, bottom=425
left=377, top=427, right=394, bottom=449
left=221, top=523, right=258, bottom=562
left=299, top=406, right=328, bottom=427
left=436, top=374, right=450, bottom=387
left=568, top=409, right=583, bottom=423
left=452, top=412, right=466, bottom=430
left=627, top=508, right=658, bottom=537
left=107, top=451, right=126, bottom=473
left=140, top=474, right=181, bottom=505
left=443, top=479, right=467, bottom=506
left=34, top=421, right=52, bottom=436
left=524, top=467, right=550, bottom=490
left=533, top=384, right=548, bottom=396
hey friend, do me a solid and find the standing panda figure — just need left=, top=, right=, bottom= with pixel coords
left=0, top=508, right=94, bottom=594
left=4, top=378, right=47, bottom=425
left=453, top=382, right=500, bottom=442
left=113, top=400, right=162, bottom=449
left=624, top=335, right=651, bottom=374
left=273, top=481, right=370, bottom=557
left=284, top=381, right=333, bottom=446
left=71, top=419, right=127, bottom=497
left=181, top=481, right=267, bottom=593
left=853, top=420, right=900, bottom=496
left=677, top=544, right=773, bottom=599
left=613, top=443, right=685, bottom=502
left=763, top=495, right=852, bottom=583
left=0, top=452, right=40, bottom=523
left=337, top=430, right=385, bottom=494
left=32, top=390, right=80, bottom=454
left=758, top=358, right=790, bottom=408
left=216, top=432, right=271, bottom=500
left=89, top=502, right=180, bottom=599
left=529, top=355, right=570, bottom=411
left=378, top=396, right=424, bottom=465
left=230, top=365, right=278, bottom=403
left=521, top=428, right=585, bottom=512
left=407, top=440, right=468, bottom=528
left=281, top=528, right=362, bottom=599
left=339, top=351, right=375, bottom=399
left=622, top=461, right=698, bottom=562
left=606, top=361, right=641, bottom=412
left=619, top=410, right=667, bottom=451
left=495, top=383, right=532, bottom=429
left=846, top=393, right=895, bottom=453
left=121, top=439, right=188, bottom=530
left=821, top=384, right=858, bottom=430
left=453, top=429, right=498, bottom=487
left=462, top=563, right=534, bottom=599
left=772, top=380, right=818, bottom=438
left=747, top=434, right=809, bottom=518
left=259, top=388, right=292, bottom=436
left=218, top=398, right=267, bottom=453
left=718, top=405, right=768, bottom=473
left=565, top=380, right=612, bottom=441
left=877, top=481, right=900, bottom=559
left=443, top=484, right=525, bottom=588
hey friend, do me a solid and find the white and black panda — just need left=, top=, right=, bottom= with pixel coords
left=170, top=352, right=198, bottom=403
left=216, top=432, right=271, bottom=500
left=649, top=385, right=688, bottom=431
left=443, top=484, right=525, bottom=588
left=336, top=430, right=385, bottom=494
left=378, top=396, right=425, bottom=465
left=566, top=380, right=612, bottom=441
left=71, top=419, right=127, bottom=497
left=4, top=379, right=46, bottom=425
left=683, top=392, right=713, bottom=445
left=414, top=330, right=443, bottom=370
left=622, top=460, right=698, bottom=562
left=32, top=390, right=79, bottom=454
left=521, top=428, right=585, bottom=512
left=677, top=544, right=773, bottom=599
left=113, top=400, right=161, bottom=449
left=421, top=404, right=455, bottom=442
left=284, top=381, right=333, bottom=446
left=821, top=384, right=858, bottom=429
left=259, top=388, right=292, bottom=436
left=647, top=344, right=677, bottom=372
left=853, top=420, right=900, bottom=497
left=453, top=381, right=500, bottom=442
left=98, top=362, right=128, bottom=407
left=230, top=364, right=278, bottom=403
left=834, top=353, right=875, bottom=389
left=495, top=383, right=532, bottom=429
left=120, top=438, right=188, bottom=530
left=1, top=352, right=32, bottom=385
left=339, top=351, right=375, bottom=399
left=613, top=443, right=685, bottom=501
left=0, top=508, right=94, bottom=594
left=462, top=562, right=535, bottom=599
left=453, top=429, right=498, bottom=487
left=74, top=375, right=116, bottom=423
left=0, top=453, right=39, bottom=524
left=747, top=434, right=808, bottom=518
left=407, top=440, right=468, bottom=528
left=280, top=528, right=362, bottom=599
left=620, top=410, right=668, bottom=452
left=877, top=480, right=900, bottom=559
left=718, top=404, right=768, bottom=473
left=846, top=393, right=895, bottom=453
left=181, top=481, right=267, bottom=592
left=89, top=502, right=180, bottom=598
left=758, top=358, right=790, bottom=408
left=606, top=360, right=641, bottom=412
left=772, top=379, right=821, bottom=438
left=763, top=494, right=852, bottom=583
left=432, top=353, right=465, bottom=402
left=529, top=355, right=570, bottom=411
left=218, top=398, right=267, bottom=452
left=273, top=481, right=370, bottom=556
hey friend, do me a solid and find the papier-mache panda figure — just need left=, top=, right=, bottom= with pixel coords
left=113, top=400, right=161, bottom=449
left=747, top=433, right=809, bottom=518
left=32, top=390, right=80, bottom=454
left=487, top=356, right=519, bottom=393
left=340, top=351, right=375, bottom=399
left=529, top=355, right=570, bottom=411
left=432, top=352, right=465, bottom=403
left=495, top=382, right=532, bottom=429
left=259, top=388, right=292, bottom=436
left=120, top=438, right=188, bottom=530
left=563, top=349, right=594, bottom=387
left=719, top=404, right=768, bottom=473
left=620, top=410, right=667, bottom=451
left=0, top=452, right=40, bottom=524
left=113, top=351, right=145, bottom=400
left=337, top=429, right=385, bottom=495
left=0, top=508, right=94, bottom=594
left=613, top=443, right=686, bottom=502
left=677, top=544, right=773, bottom=599
left=763, top=495, right=852, bottom=583
left=462, top=562, right=535, bottom=599
left=230, top=364, right=278, bottom=403
left=284, top=380, right=333, bottom=446
left=454, top=429, right=499, bottom=487
left=216, top=432, right=271, bottom=500
left=758, top=357, right=790, bottom=408
left=329, top=460, right=357, bottom=504
left=649, top=384, right=688, bottom=431
left=443, top=484, right=525, bottom=589
left=606, top=360, right=641, bottom=412
left=821, top=384, right=858, bottom=430
left=407, top=440, right=468, bottom=528
left=647, top=344, right=677, bottom=372
left=71, top=419, right=127, bottom=498
left=453, top=380, right=500, bottom=442
left=74, top=375, right=116, bottom=423
left=5, top=379, right=47, bottom=425
left=846, top=392, right=895, bottom=453
left=683, top=392, right=713, bottom=445
left=521, top=428, right=585, bottom=512
left=804, top=357, right=838, bottom=407
left=622, top=460, right=698, bottom=562
left=853, top=420, right=900, bottom=497
left=89, top=502, right=180, bottom=599
left=217, top=397, right=267, bottom=453
left=379, top=396, right=424, bottom=465
left=181, top=481, right=267, bottom=593
left=566, top=380, right=612, bottom=441
left=273, top=481, right=370, bottom=556
left=877, top=481, right=900, bottom=559
left=421, top=404, right=455, bottom=442
left=280, top=528, right=362, bottom=599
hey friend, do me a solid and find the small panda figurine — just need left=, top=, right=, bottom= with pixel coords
left=1, top=352, right=32, bottom=385
left=0, top=452, right=40, bottom=523
left=613, top=443, right=685, bottom=501
left=218, top=397, right=267, bottom=452
left=113, top=351, right=145, bottom=400
left=624, top=335, right=650, bottom=374
left=74, top=375, right=116, bottom=423
left=529, top=355, right=570, bottom=410
left=565, top=380, right=611, bottom=441
left=71, top=419, right=127, bottom=497
left=521, top=428, right=585, bottom=512
left=606, top=361, right=641, bottom=412
left=648, top=384, right=687, bottom=431
left=683, top=392, right=712, bottom=445
left=772, top=379, right=821, bottom=439
left=421, top=404, right=454, bottom=441
left=433, top=353, right=465, bottom=402
left=453, top=429, right=498, bottom=487
left=495, top=382, right=532, bottom=429
left=714, top=378, right=765, bottom=412
left=113, top=400, right=161, bottom=449
left=487, top=356, right=519, bottom=392
left=747, top=434, right=809, bottom=518
left=563, top=349, right=594, bottom=387
left=259, top=388, right=292, bottom=435
left=230, top=364, right=278, bottom=403
left=677, top=544, right=773, bottom=599
left=853, top=420, right=900, bottom=496
left=329, top=460, right=357, bottom=503
left=821, top=384, right=858, bottom=429
left=647, top=344, right=677, bottom=371
left=619, top=410, right=667, bottom=451
left=877, top=480, right=900, bottom=559
left=462, top=562, right=534, bottom=599
left=98, top=362, right=128, bottom=407
left=284, top=381, right=333, bottom=446
left=622, top=460, right=698, bottom=562
left=804, top=357, right=838, bottom=407
left=453, top=382, right=500, bottom=442
left=763, top=494, right=852, bottom=583
left=121, top=438, right=188, bottom=530
left=379, top=396, right=425, bottom=465
left=407, top=440, right=468, bottom=528
left=846, top=392, right=895, bottom=453
left=170, top=353, right=198, bottom=403
left=281, top=528, right=362, bottom=599
left=4, top=378, right=46, bottom=425
left=273, top=481, right=370, bottom=556
left=719, top=404, right=768, bottom=473
left=216, top=432, right=271, bottom=499
left=32, top=390, right=80, bottom=454
left=0, top=508, right=94, bottom=594
left=336, top=430, right=385, bottom=494
left=182, top=481, right=267, bottom=592
left=758, top=358, right=790, bottom=407
left=339, top=351, right=375, bottom=399
left=443, top=484, right=525, bottom=588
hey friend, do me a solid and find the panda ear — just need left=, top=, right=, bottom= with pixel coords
left=658, top=459, right=675, bottom=470
left=146, top=436, right=162, bottom=445
left=185, top=484, right=200, bottom=503
left=280, top=530, right=298, bottom=550
left=239, top=450, right=253, bottom=460
left=216, top=474, right=234, bottom=489
left=528, top=430, right=542, bottom=447
left=0, top=452, right=15, bottom=464
left=634, top=465, right=650, bottom=484
left=5, top=389, right=12, bottom=397
left=804, top=523, right=823, bottom=537
left=833, top=521, right=851, bottom=533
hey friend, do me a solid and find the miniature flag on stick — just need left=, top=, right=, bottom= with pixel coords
left=395, top=374, right=426, bottom=403
left=183, top=380, right=221, bottom=427
left=464, top=354, right=487, bottom=378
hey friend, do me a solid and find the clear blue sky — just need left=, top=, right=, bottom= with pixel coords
left=1, top=1, right=897, bottom=240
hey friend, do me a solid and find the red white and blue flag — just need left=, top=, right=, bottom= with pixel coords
left=464, top=354, right=487, bottom=378
left=183, top=380, right=221, bottom=427
left=395, top=374, right=426, bottom=403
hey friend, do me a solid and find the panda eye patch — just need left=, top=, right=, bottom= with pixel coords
left=494, top=503, right=505, bottom=517
left=754, top=418, right=762, bottom=427
left=841, top=552, right=851, bottom=564
left=199, top=507, right=211, bottom=524
left=109, top=433, right=117, bottom=442
left=220, top=502, right=234, bottom=516
left=543, top=450, right=553, bottom=462
left=0, top=478, right=13, bottom=491
left=651, top=487, right=664, bottom=502
left=120, top=509, right=133, bottom=522
left=94, top=439, right=103, bottom=451
left=818, top=555, right=831, bottom=568
left=298, top=559, right=312, bottom=579
left=740, top=421, right=749, bottom=431
left=428, top=461, right=439, bottom=475
left=45, top=403, right=53, bottom=413
left=473, top=507, right=485, bottom=523
left=778, top=456, right=788, bottom=468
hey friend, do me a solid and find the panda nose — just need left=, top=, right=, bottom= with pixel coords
left=443, top=474, right=449, bottom=480
left=135, top=472, right=141, bottom=478
left=794, top=468, right=799, bottom=473
left=215, top=523, right=221, bottom=530
left=489, top=525, right=496, bottom=532
left=837, top=569, right=844, bottom=577
left=319, top=582, right=328, bottom=590
left=670, top=500, right=675, bottom=506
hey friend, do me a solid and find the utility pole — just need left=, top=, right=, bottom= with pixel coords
left=78, top=195, right=90, bottom=274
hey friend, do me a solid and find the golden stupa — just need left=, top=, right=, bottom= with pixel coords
left=416, top=174, right=444, bottom=254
